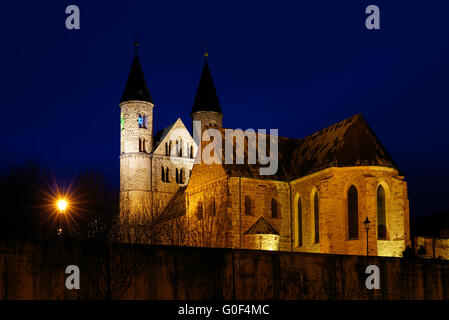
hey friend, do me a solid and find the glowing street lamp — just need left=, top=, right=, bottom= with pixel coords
left=56, top=199, right=68, bottom=236
left=363, top=217, right=371, bottom=256
left=57, top=199, right=68, bottom=212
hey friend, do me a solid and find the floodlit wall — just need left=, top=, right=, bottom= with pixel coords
left=0, top=242, right=448, bottom=300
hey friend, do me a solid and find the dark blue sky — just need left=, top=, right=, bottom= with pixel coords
left=1, top=1, right=448, bottom=217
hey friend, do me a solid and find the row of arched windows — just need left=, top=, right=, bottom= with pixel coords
left=161, top=167, right=191, bottom=184
left=295, top=185, right=387, bottom=247
left=244, top=196, right=280, bottom=218
left=196, top=198, right=216, bottom=220
left=164, top=140, right=194, bottom=158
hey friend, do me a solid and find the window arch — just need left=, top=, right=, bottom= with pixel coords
left=377, top=185, right=387, bottom=239
left=271, top=198, right=279, bottom=218
left=244, top=196, right=252, bottom=216
left=197, top=201, right=203, bottom=220
left=297, top=197, right=303, bottom=247
left=313, top=191, right=319, bottom=243
left=348, top=185, right=359, bottom=239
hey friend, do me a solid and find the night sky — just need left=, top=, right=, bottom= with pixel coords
left=1, top=1, right=448, bottom=217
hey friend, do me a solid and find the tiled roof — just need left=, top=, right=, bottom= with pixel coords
left=200, top=114, right=399, bottom=181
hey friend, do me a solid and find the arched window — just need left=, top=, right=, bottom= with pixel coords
left=139, top=138, right=142, bottom=152
left=142, top=138, right=146, bottom=153
left=313, top=191, right=319, bottom=243
left=377, top=185, right=387, bottom=239
left=165, top=143, right=168, bottom=156
left=197, top=201, right=203, bottom=220
left=165, top=168, right=169, bottom=182
left=244, top=196, right=252, bottom=216
left=297, top=197, right=303, bottom=247
left=190, top=145, right=194, bottom=159
left=175, top=168, right=179, bottom=183
left=169, top=141, right=172, bottom=156
left=179, top=139, right=183, bottom=157
left=348, top=185, right=359, bottom=239
left=143, top=115, right=148, bottom=128
left=161, top=166, right=165, bottom=182
left=271, top=198, right=279, bottom=218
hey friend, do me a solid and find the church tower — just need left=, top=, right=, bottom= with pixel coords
left=119, top=42, right=154, bottom=214
left=191, top=52, right=223, bottom=133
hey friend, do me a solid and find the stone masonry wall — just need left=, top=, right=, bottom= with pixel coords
left=290, top=166, right=410, bottom=257
left=1, top=242, right=448, bottom=300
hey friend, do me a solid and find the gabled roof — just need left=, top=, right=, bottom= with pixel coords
left=244, top=217, right=279, bottom=235
left=288, top=113, right=399, bottom=179
left=191, top=57, right=222, bottom=114
left=120, top=54, right=153, bottom=104
left=152, top=118, right=195, bottom=153
left=198, top=114, right=400, bottom=181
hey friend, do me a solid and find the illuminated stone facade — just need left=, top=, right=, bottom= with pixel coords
left=118, top=51, right=411, bottom=258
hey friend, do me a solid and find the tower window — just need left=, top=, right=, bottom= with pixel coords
left=165, top=168, right=169, bottom=182
left=244, top=196, right=252, bottom=216
left=175, top=168, right=179, bottom=183
left=139, top=138, right=146, bottom=152
left=377, top=185, right=387, bottom=239
left=161, top=167, right=165, bottom=182
left=348, top=185, right=359, bottom=239
left=190, top=145, right=194, bottom=159
left=165, top=143, right=168, bottom=156
left=138, top=114, right=148, bottom=129
left=271, top=198, right=279, bottom=218
left=138, top=114, right=143, bottom=128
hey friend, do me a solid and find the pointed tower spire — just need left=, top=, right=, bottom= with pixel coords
left=120, top=39, right=153, bottom=103
left=191, top=52, right=222, bottom=114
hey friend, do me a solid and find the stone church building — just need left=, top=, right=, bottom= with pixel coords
left=119, top=46, right=411, bottom=258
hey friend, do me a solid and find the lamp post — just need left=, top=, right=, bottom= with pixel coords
left=56, top=199, right=68, bottom=237
left=363, top=217, right=371, bottom=256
